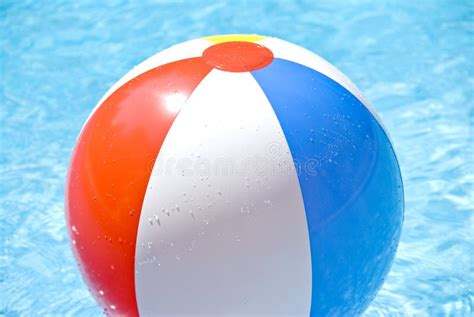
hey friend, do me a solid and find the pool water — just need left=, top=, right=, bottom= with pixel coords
left=1, top=1, right=473, bottom=316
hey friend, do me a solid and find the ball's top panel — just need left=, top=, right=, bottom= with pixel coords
left=202, top=41, right=274, bottom=72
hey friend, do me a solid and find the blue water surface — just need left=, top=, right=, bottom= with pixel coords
left=1, top=1, right=473, bottom=316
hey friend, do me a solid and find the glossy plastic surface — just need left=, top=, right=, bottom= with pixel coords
left=65, top=58, right=212, bottom=316
left=253, top=58, right=404, bottom=316
left=65, top=37, right=403, bottom=317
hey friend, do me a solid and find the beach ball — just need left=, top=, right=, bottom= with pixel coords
left=65, top=34, right=404, bottom=316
